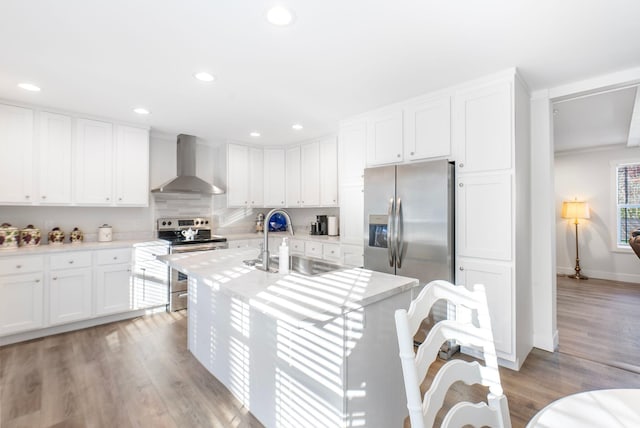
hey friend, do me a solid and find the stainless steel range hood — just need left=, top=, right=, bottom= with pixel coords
left=151, top=134, right=225, bottom=195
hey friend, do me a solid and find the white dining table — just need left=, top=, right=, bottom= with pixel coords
left=527, top=389, right=640, bottom=428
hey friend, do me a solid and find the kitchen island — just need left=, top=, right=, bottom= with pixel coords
left=159, top=247, right=420, bottom=428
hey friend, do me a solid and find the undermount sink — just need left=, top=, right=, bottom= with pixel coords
left=244, top=255, right=343, bottom=276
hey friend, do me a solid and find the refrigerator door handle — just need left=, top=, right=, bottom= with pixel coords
left=396, top=197, right=404, bottom=268
left=387, top=197, right=395, bottom=267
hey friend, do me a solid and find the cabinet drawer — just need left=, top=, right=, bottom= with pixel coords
left=0, top=255, right=44, bottom=275
left=323, top=244, right=341, bottom=261
left=304, top=241, right=323, bottom=258
left=289, top=239, right=304, bottom=255
left=95, top=248, right=132, bottom=265
left=50, top=251, right=92, bottom=270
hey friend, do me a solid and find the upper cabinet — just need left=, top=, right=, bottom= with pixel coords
left=263, top=149, right=285, bottom=207
left=0, top=104, right=34, bottom=204
left=38, top=112, right=72, bottom=204
left=319, top=137, right=338, bottom=206
left=0, top=101, right=150, bottom=207
left=115, top=125, right=149, bottom=206
left=365, top=107, right=403, bottom=166
left=338, top=119, right=366, bottom=186
left=452, top=81, right=512, bottom=173
left=285, top=146, right=301, bottom=207
left=300, top=141, right=320, bottom=206
left=227, top=143, right=264, bottom=208
left=403, top=94, right=451, bottom=161
left=74, top=119, right=114, bottom=205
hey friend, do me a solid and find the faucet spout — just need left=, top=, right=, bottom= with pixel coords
left=261, top=209, right=294, bottom=271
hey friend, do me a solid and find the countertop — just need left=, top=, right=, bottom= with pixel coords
left=224, top=231, right=342, bottom=243
left=0, top=239, right=167, bottom=256
left=158, top=247, right=418, bottom=328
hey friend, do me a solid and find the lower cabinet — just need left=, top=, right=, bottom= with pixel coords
left=0, top=272, right=44, bottom=335
left=49, top=267, right=92, bottom=325
left=133, top=243, right=169, bottom=309
left=95, top=250, right=133, bottom=316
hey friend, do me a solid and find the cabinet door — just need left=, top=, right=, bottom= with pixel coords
left=300, top=142, right=320, bottom=206
left=0, top=104, right=34, bottom=204
left=249, top=147, right=264, bottom=207
left=341, top=244, right=364, bottom=267
left=366, top=108, right=403, bottom=166
left=456, top=259, right=512, bottom=356
left=404, top=95, right=451, bottom=161
left=319, top=137, right=338, bottom=206
left=38, top=112, right=72, bottom=204
left=456, top=173, right=512, bottom=261
left=453, top=81, right=512, bottom=172
left=339, top=184, right=364, bottom=245
left=133, top=244, right=169, bottom=309
left=285, top=146, right=301, bottom=207
left=0, top=272, right=43, bottom=335
left=115, top=125, right=149, bottom=206
left=338, top=120, right=366, bottom=185
left=95, top=264, right=132, bottom=316
left=49, top=268, right=92, bottom=325
left=263, top=149, right=286, bottom=207
left=75, top=119, right=114, bottom=205
left=227, top=143, right=249, bottom=207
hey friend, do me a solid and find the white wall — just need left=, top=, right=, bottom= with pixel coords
left=555, top=145, right=640, bottom=282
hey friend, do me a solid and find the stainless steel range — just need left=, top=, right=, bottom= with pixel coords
left=157, top=217, right=228, bottom=311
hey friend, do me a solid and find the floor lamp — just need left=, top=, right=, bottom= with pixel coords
left=561, top=200, right=590, bottom=280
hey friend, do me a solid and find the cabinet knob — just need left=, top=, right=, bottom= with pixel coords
left=410, top=151, right=414, bottom=156
left=127, top=269, right=131, bottom=272
left=113, top=256, right=118, bottom=260
left=106, top=197, right=110, bottom=201
left=459, top=266, right=464, bottom=271
left=397, top=154, right=401, bottom=158
left=141, top=267, right=146, bottom=271
left=42, top=195, right=47, bottom=199
left=25, top=195, right=30, bottom=199
left=281, top=201, right=284, bottom=204
left=35, top=279, right=40, bottom=283
left=459, top=183, right=464, bottom=188
left=459, top=163, right=464, bottom=168
left=16, top=264, right=22, bottom=269
left=68, top=260, right=74, bottom=264
left=118, top=197, right=122, bottom=201
left=53, top=277, right=58, bottom=280
left=301, top=201, right=304, bottom=204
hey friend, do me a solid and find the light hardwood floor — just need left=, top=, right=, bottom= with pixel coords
left=2, top=277, right=640, bottom=428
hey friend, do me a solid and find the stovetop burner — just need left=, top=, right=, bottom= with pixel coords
left=156, top=217, right=227, bottom=246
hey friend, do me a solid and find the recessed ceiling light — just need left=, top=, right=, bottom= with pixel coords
left=134, top=107, right=150, bottom=115
left=292, top=124, right=303, bottom=130
left=18, top=83, right=41, bottom=92
left=194, top=72, right=215, bottom=82
left=250, top=132, right=261, bottom=137
left=266, top=6, right=294, bottom=26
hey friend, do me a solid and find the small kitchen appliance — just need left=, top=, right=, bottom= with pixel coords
left=157, top=217, right=228, bottom=311
left=316, top=215, right=328, bottom=235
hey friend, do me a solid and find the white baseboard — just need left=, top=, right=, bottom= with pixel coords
left=557, top=266, right=640, bottom=283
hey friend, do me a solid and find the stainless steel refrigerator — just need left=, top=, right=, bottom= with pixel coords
left=363, top=159, right=454, bottom=285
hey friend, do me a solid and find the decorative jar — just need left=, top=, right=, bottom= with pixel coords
left=19, top=225, right=41, bottom=247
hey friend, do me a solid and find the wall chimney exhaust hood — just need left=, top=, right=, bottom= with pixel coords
left=151, top=134, right=225, bottom=195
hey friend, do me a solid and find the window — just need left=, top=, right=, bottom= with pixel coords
left=615, top=162, right=640, bottom=247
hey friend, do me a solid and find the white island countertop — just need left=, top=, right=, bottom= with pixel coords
left=158, top=247, right=419, bottom=328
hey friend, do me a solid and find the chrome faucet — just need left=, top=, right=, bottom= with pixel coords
left=260, top=208, right=294, bottom=271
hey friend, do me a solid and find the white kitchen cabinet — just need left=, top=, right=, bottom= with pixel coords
left=289, top=239, right=304, bottom=255
left=227, top=144, right=264, bottom=208
left=263, top=148, right=285, bottom=206
left=115, top=125, right=149, bottom=206
left=404, top=94, right=451, bottom=161
left=0, top=104, right=34, bottom=204
left=338, top=119, right=366, bottom=186
left=456, top=258, right=512, bottom=356
left=456, top=174, right=512, bottom=261
left=38, top=112, right=72, bottom=204
left=285, top=146, right=301, bottom=207
left=322, top=243, right=341, bottom=262
left=74, top=119, right=114, bottom=205
left=94, top=249, right=133, bottom=316
left=49, top=267, right=93, bottom=325
left=341, top=244, right=364, bottom=267
left=366, top=107, right=403, bottom=166
left=0, top=272, right=44, bottom=335
left=339, top=184, right=364, bottom=246
left=319, top=137, right=338, bottom=206
left=453, top=81, right=512, bottom=173
left=300, top=142, right=320, bottom=206
left=304, top=241, right=323, bottom=259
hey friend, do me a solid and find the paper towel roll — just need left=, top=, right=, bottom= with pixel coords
left=328, top=216, right=338, bottom=236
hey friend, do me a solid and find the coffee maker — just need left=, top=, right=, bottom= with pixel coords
left=316, top=215, right=328, bottom=235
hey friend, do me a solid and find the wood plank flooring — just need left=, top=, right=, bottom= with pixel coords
left=556, top=275, right=640, bottom=372
left=1, top=276, right=640, bottom=428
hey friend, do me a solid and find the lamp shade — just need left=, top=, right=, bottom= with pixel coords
left=561, top=200, right=590, bottom=219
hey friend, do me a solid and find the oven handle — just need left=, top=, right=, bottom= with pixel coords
left=171, top=243, right=228, bottom=253
left=178, top=293, right=188, bottom=299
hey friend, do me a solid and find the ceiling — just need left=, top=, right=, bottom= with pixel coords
left=553, top=86, right=638, bottom=152
left=1, top=1, right=640, bottom=146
